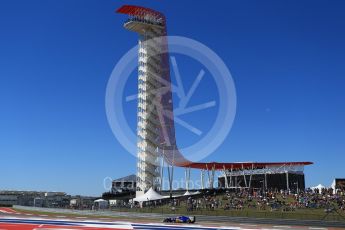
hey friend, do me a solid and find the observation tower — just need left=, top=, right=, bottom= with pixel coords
left=117, top=5, right=174, bottom=196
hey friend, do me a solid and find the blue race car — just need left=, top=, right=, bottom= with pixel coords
left=163, top=216, right=196, bottom=223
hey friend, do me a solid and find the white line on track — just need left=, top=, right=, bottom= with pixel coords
left=309, top=228, right=328, bottom=230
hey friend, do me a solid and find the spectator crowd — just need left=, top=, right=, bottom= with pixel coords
left=178, top=188, right=345, bottom=213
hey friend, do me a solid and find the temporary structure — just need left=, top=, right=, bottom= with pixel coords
left=311, top=184, right=326, bottom=193
left=93, top=199, right=109, bottom=209
left=183, top=191, right=191, bottom=196
left=133, top=188, right=164, bottom=202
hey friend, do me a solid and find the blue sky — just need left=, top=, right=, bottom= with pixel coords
left=0, top=0, right=344, bottom=196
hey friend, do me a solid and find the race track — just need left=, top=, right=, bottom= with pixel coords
left=0, top=217, right=242, bottom=230
left=1, top=207, right=342, bottom=230
left=0, top=208, right=241, bottom=230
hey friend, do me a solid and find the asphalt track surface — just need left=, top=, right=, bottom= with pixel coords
left=1, top=208, right=344, bottom=230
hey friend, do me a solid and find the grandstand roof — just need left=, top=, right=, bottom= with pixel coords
left=181, top=161, right=313, bottom=170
